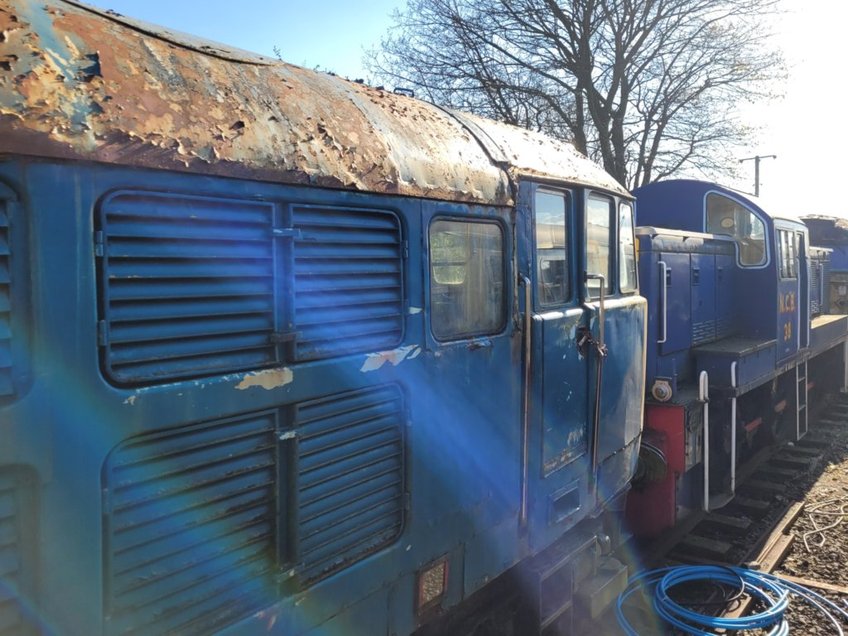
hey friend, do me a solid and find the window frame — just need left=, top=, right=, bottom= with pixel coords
left=618, top=200, right=638, bottom=294
left=777, top=229, right=798, bottom=280
left=427, top=216, right=508, bottom=342
left=704, top=191, right=769, bottom=269
left=585, top=192, right=615, bottom=299
left=533, top=187, right=572, bottom=309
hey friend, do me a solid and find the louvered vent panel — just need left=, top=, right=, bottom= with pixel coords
left=104, top=413, right=278, bottom=636
left=821, top=260, right=832, bottom=314
left=296, top=385, right=405, bottom=582
left=292, top=206, right=403, bottom=360
left=811, top=264, right=822, bottom=317
left=0, top=202, right=12, bottom=397
left=0, top=474, right=25, bottom=636
left=100, top=193, right=277, bottom=384
left=692, top=320, right=714, bottom=345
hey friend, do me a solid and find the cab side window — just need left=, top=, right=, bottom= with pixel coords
left=587, top=195, right=613, bottom=297
left=706, top=193, right=766, bottom=267
left=535, top=190, right=569, bottom=306
left=777, top=229, right=797, bottom=279
left=619, top=202, right=637, bottom=293
left=430, top=220, right=505, bottom=340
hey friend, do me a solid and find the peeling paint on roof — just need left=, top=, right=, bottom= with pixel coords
left=0, top=0, right=626, bottom=204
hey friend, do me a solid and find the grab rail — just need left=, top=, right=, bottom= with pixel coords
left=519, top=276, right=532, bottom=528
left=658, top=261, right=668, bottom=344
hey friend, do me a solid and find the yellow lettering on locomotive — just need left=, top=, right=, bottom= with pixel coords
left=779, top=292, right=797, bottom=314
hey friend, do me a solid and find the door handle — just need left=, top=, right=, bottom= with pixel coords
left=467, top=338, right=492, bottom=350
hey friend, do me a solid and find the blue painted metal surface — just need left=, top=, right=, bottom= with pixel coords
left=634, top=180, right=828, bottom=394
left=0, top=122, right=645, bottom=636
left=515, top=182, right=646, bottom=551
left=635, top=228, right=737, bottom=396
left=0, top=185, right=16, bottom=398
left=0, top=2, right=648, bottom=634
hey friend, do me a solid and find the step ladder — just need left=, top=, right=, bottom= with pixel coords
left=796, top=360, right=808, bottom=440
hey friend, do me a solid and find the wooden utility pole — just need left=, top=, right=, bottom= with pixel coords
left=739, top=154, right=777, bottom=197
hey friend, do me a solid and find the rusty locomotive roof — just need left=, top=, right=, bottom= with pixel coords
left=0, top=0, right=628, bottom=205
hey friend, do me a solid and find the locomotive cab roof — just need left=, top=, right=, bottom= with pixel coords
left=0, top=0, right=628, bottom=205
left=633, top=179, right=805, bottom=231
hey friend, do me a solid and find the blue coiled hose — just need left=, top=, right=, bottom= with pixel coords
left=616, top=565, right=848, bottom=635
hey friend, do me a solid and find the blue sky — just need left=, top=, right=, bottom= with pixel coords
left=83, top=0, right=400, bottom=80
left=81, top=0, right=847, bottom=216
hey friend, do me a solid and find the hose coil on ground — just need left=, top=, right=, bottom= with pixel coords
left=617, top=565, right=848, bottom=635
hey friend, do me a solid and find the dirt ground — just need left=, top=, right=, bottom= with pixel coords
left=774, top=412, right=848, bottom=635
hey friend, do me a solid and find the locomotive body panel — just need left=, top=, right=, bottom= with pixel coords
left=0, top=1, right=646, bottom=632
left=630, top=180, right=848, bottom=537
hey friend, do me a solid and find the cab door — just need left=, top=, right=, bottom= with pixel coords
left=797, top=231, right=810, bottom=348
left=776, top=228, right=802, bottom=362
left=518, top=184, right=591, bottom=550
left=584, top=195, right=645, bottom=506
left=519, top=185, right=645, bottom=552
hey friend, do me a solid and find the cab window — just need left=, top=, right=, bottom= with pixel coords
left=535, top=190, right=569, bottom=306
left=587, top=195, right=613, bottom=297
left=777, top=229, right=797, bottom=279
left=619, top=202, right=637, bottom=293
left=706, top=193, right=766, bottom=266
left=429, top=219, right=505, bottom=340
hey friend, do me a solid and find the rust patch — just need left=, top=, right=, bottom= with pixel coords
left=0, top=0, right=621, bottom=205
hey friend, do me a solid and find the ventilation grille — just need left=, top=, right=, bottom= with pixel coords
left=295, top=385, right=405, bottom=582
left=811, top=265, right=822, bottom=317
left=99, top=192, right=277, bottom=384
left=292, top=206, right=403, bottom=360
left=0, top=202, right=12, bottom=397
left=104, top=413, right=278, bottom=635
left=692, top=320, right=714, bottom=345
left=0, top=473, right=33, bottom=636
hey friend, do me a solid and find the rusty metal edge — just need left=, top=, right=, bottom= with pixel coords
left=57, top=0, right=275, bottom=65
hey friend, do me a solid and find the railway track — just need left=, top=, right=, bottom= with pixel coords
left=599, top=396, right=848, bottom=634
left=644, top=396, right=848, bottom=569
left=609, top=393, right=848, bottom=634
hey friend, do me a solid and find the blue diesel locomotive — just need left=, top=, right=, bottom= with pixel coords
left=0, top=2, right=645, bottom=634
left=626, top=179, right=848, bottom=537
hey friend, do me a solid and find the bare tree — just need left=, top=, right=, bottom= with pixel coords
left=369, top=0, right=783, bottom=188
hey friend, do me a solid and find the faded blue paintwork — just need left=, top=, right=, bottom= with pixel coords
left=516, top=182, right=645, bottom=552
left=0, top=163, right=643, bottom=635
left=0, top=2, right=648, bottom=633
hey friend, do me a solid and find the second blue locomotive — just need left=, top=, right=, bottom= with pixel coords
left=626, top=179, right=848, bottom=536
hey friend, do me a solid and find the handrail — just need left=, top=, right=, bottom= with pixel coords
left=584, top=274, right=607, bottom=478
left=700, top=371, right=710, bottom=511
left=658, top=261, right=668, bottom=344
left=730, top=361, right=737, bottom=495
left=519, top=275, right=532, bottom=528
left=584, top=274, right=606, bottom=350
